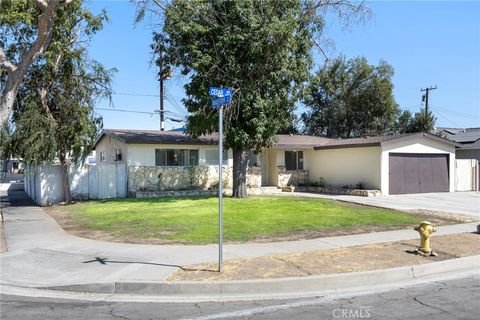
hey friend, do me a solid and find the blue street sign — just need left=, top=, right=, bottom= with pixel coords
left=211, top=96, right=231, bottom=107
left=209, top=87, right=232, bottom=107
left=209, top=87, right=232, bottom=98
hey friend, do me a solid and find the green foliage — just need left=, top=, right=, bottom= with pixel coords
left=355, top=181, right=366, bottom=190
left=317, top=177, right=326, bottom=188
left=0, top=0, right=39, bottom=67
left=395, top=108, right=436, bottom=133
left=158, top=0, right=321, bottom=151
left=60, top=196, right=420, bottom=244
left=187, top=165, right=196, bottom=187
left=0, top=122, right=13, bottom=160
left=5, top=0, right=114, bottom=167
left=302, top=56, right=400, bottom=138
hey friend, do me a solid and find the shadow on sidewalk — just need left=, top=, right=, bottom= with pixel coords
left=6, top=189, right=35, bottom=207
left=82, top=256, right=217, bottom=273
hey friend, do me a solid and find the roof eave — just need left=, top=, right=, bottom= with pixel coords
left=124, top=140, right=217, bottom=145
left=275, top=144, right=316, bottom=149
left=313, top=142, right=380, bottom=150
left=380, top=132, right=462, bottom=148
left=92, top=130, right=128, bottom=150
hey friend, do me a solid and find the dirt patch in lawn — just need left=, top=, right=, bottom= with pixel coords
left=44, top=205, right=473, bottom=245
left=169, top=232, right=480, bottom=281
left=44, top=206, right=121, bottom=243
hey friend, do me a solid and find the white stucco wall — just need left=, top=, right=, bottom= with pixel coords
left=95, top=136, right=128, bottom=165
left=127, top=144, right=233, bottom=167
left=380, top=136, right=456, bottom=195
left=306, top=147, right=382, bottom=189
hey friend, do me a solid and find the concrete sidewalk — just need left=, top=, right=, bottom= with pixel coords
left=1, top=190, right=478, bottom=290
left=287, top=191, right=480, bottom=217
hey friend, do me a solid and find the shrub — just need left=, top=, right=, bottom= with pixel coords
left=355, top=181, right=366, bottom=190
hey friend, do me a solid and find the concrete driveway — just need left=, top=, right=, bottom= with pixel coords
left=291, top=192, right=480, bottom=217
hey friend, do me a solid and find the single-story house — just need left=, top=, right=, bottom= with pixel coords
left=436, top=127, right=480, bottom=163
left=93, top=129, right=460, bottom=196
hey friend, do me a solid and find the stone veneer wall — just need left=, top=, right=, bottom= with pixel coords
left=277, top=166, right=309, bottom=187
left=128, top=165, right=262, bottom=195
left=246, top=166, right=262, bottom=188
left=136, top=186, right=282, bottom=198
left=282, top=186, right=382, bottom=197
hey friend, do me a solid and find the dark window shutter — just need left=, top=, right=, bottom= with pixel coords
left=285, top=151, right=296, bottom=170
left=297, top=151, right=304, bottom=170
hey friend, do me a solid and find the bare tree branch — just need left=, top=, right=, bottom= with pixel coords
left=1, top=0, right=73, bottom=130
left=0, top=46, right=17, bottom=73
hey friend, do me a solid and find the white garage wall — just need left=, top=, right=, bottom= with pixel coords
left=305, top=147, right=382, bottom=190
left=381, top=136, right=456, bottom=195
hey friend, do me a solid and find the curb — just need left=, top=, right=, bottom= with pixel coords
left=0, top=208, right=7, bottom=253
left=37, top=255, right=480, bottom=298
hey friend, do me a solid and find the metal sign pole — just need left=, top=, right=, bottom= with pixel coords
left=218, top=104, right=223, bottom=272
left=208, top=87, right=231, bottom=273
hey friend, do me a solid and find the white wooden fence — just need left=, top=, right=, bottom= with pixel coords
left=455, top=159, right=479, bottom=192
left=25, top=164, right=126, bottom=206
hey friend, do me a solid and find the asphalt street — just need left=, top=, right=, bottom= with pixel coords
left=1, top=275, right=479, bottom=320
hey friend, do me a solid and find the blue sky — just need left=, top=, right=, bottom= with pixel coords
left=87, top=0, right=480, bottom=131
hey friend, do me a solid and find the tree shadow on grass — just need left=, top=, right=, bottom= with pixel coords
left=82, top=256, right=217, bottom=273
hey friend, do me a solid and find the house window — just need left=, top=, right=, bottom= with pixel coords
left=285, top=150, right=303, bottom=170
left=189, top=149, right=199, bottom=166
left=99, top=151, right=106, bottom=162
left=115, top=149, right=122, bottom=161
left=205, top=149, right=228, bottom=165
left=155, top=149, right=199, bottom=166
left=248, top=151, right=259, bottom=167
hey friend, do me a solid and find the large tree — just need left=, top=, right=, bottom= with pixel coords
left=0, top=0, right=75, bottom=131
left=148, top=0, right=370, bottom=198
left=302, top=56, right=399, bottom=138
left=394, top=108, right=436, bottom=134
left=9, top=0, right=113, bottom=203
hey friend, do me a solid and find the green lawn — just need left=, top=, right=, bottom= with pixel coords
left=59, top=196, right=423, bottom=244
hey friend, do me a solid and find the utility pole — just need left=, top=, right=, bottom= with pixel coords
left=160, top=72, right=165, bottom=131
left=421, top=85, right=437, bottom=116
left=158, top=47, right=165, bottom=131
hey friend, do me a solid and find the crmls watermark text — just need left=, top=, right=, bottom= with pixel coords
left=332, top=306, right=372, bottom=319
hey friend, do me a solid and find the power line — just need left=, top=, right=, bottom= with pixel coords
left=429, top=104, right=478, bottom=119
left=164, top=89, right=188, bottom=115
left=113, top=92, right=160, bottom=97
left=95, top=107, right=183, bottom=117
left=94, top=107, right=156, bottom=115
left=433, top=110, right=461, bottom=127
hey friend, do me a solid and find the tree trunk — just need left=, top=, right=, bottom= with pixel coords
left=0, top=79, right=19, bottom=131
left=232, top=147, right=249, bottom=198
left=59, top=154, right=72, bottom=203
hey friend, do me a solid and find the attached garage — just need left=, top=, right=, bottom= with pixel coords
left=311, top=132, right=460, bottom=195
left=388, top=153, right=449, bottom=194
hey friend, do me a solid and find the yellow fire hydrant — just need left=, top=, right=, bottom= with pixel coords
left=414, top=221, right=436, bottom=256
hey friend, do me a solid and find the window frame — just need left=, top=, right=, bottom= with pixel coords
left=284, top=150, right=304, bottom=170
left=155, top=148, right=199, bottom=167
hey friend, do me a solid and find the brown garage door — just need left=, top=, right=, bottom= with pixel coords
left=389, top=153, right=449, bottom=195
